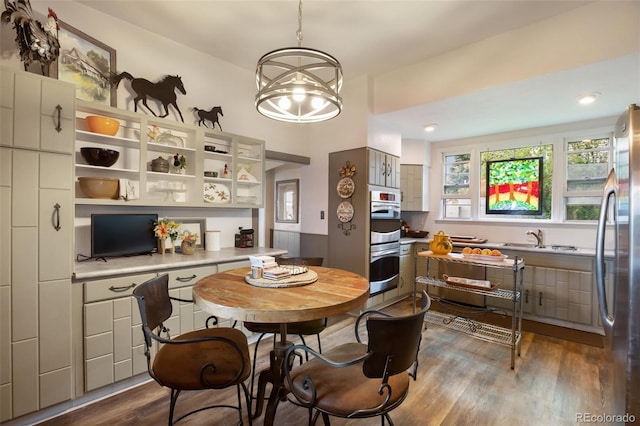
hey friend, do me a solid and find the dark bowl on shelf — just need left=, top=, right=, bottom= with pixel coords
left=81, top=147, right=120, bottom=167
left=407, top=230, right=429, bottom=238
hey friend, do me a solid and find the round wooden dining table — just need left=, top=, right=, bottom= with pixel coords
left=192, top=266, right=370, bottom=425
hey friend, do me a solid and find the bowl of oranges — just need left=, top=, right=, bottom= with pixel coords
left=461, top=247, right=507, bottom=261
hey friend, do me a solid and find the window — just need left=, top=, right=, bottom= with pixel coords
left=442, top=154, right=471, bottom=219
left=564, top=136, right=612, bottom=221
left=480, top=145, right=553, bottom=219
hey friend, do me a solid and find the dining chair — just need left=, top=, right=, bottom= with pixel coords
left=283, top=291, right=431, bottom=426
left=133, top=274, right=252, bottom=425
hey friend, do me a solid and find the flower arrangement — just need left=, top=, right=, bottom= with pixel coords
left=179, top=230, right=199, bottom=255
left=154, top=217, right=180, bottom=241
left=179, top=230, right=199, bottom=243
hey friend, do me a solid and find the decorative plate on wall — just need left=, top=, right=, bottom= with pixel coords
left=337, top=177, right=355, bottom=199
left=336, top=201, right=354, bottom=223
left=204, top=183, right=230, bottom=203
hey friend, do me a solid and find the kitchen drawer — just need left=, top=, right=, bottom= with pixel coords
left=166, top=265, right=217, bottom=289
left=400, top=244, right=413, bottom=256
left=83, top=273, right=156, bottom=303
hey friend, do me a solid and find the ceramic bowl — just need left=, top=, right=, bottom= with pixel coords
left=81, top=147, right=120, bottom=167
left=85, top=115, right=120, bottom=136
left=78, top=177, right=119, bottom=199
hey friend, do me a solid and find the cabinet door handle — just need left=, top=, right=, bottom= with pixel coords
left=109, top=283, right=136, bottom=292
left=55, top=105, right=62, bottom=133
left=53, top=203, right=61, bottom=231
left=525, top=289, right=529, bottom=304
left=539, top=291, right=543, bottom=306
left=176, top=274, right=197, bottom=283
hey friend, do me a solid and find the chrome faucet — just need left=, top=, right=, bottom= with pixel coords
left=526, top=229, right=544, bottom=248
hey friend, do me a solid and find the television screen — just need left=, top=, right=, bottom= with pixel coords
left=486, top=157, right=543, bottom=215
left=91, top=214, right=158, bottom=258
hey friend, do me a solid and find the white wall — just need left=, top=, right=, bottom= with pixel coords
left=424, top=116, right=618, bottom=249
left=0, top=1, right=372, bottom=245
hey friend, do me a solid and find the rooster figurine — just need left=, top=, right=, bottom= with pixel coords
left=1, top=0, right=60, bottom=76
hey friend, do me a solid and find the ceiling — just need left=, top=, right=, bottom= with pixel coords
left=78, top=0, right=638, bottom=142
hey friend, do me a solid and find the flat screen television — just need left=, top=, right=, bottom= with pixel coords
left=486, top=156, right=543, bottom=215
left=91, top=214, right=158, bottom=258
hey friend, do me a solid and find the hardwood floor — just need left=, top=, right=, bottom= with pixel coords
left=38, top=298, right=607, bottom=426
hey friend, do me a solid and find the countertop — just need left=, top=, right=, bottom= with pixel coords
left=400, top=237, right=603, bottom=258
left=74, top=247, right=288, bottom=281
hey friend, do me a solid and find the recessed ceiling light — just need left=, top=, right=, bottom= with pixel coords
left=578, top=93, right=600, bottom=105
left=424, top=124, right=437, bottom=132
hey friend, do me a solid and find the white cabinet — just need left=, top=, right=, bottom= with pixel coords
left=83, top=272, right=156, bottom=392
left=400, top=164, right=428, bottom=211
left=532, top=266, right=592, bottom=325
left=500, top=250, right=594, bottom=328
left=368, top=148, right=399, bottom=188
left=398, top=243, right=415, bottom=298
left=74, top=101, right=265, bottom=208
left=82, top=264, right=220, bottom=392
left=0, top=68, right=74, bottom=421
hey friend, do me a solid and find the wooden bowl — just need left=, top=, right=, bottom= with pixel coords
left=78, top=177, right=119, bottom=199
left=85, top=115, right=120, bottom=136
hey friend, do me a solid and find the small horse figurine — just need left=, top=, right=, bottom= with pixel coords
left=111, top=72, right=187, bottom=122
left=193, top=106, right=224, bottom=130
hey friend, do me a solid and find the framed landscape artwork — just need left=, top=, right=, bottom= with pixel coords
left=53, top=20, right=117, bottom=107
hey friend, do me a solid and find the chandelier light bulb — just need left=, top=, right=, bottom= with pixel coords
left=311, top=97, right=325, bottom=109
left=292, top=86, right=306, bottom=102
left=278, top=97, right=291, bottom=110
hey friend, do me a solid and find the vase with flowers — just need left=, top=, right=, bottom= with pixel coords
left=179, top=230, right=199, bottom=255
left=154, top=217, right=180, bottom=254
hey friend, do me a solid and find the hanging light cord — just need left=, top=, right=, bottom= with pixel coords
left=296, top=0, right=303, bottom=47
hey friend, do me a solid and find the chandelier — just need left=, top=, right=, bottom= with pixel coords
left=255, top=0, right=343, bottom=123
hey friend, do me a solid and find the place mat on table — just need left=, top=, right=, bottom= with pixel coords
left=245, top=269, right=318, bottom=288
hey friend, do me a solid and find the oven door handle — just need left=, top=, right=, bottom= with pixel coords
left=371, top=249, right=400, bottom=258
left=371, top=203, right=400, bottom=211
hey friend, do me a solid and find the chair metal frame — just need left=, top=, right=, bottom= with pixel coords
left=283, top=291, right=431, bottom=426
left=133, top=274, right=252, bottom=425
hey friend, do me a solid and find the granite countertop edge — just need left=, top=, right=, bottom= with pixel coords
left=74, top=247, right=288, bottom=281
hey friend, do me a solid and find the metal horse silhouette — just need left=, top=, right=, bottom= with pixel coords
left=193, top=106, right=224, bottom=130
left=111, top=72, right=186, bottom=122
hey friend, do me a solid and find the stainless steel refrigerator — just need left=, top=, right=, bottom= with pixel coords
left=596, top=104, right=640, bottom=422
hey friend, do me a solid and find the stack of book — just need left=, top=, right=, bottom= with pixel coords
left=262, top=266, right=291, bottom=280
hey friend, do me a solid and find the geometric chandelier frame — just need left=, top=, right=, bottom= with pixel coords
left=255, top=1, right=343, bottom=123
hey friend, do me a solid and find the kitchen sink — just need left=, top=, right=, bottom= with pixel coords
left=502, top=243, right=578, bottom=251
left=502, top=242, right=538, bottom=248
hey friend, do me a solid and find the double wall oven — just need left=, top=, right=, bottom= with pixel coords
left=369, top=190, right=401, bottom=296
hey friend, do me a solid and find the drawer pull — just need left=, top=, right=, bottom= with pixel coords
left=55, top=105, right=62, bottom=132
left=176, top=274, right=197, bottom=283
left=539, top=291, right=543, bottom=306
left=53, top=203, right=61, bottom=231
left=109, top=283, right=136, bottom=292
left=525, top=289, right=529, bottom=304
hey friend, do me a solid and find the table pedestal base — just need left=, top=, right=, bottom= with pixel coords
left=251, top=324, right=291, bottom=426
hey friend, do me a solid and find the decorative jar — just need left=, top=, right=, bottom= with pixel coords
left=181, top=240, right=196, bottom=255
left=430, top=230, right=453, bottom=255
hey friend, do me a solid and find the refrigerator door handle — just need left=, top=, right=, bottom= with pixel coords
left=595, top=168, right=617, bottom=331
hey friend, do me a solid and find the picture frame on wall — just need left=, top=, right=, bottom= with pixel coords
left=276, top=179, right=299, bottom=223
left=52, top=20, right=117, bottom=107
